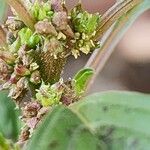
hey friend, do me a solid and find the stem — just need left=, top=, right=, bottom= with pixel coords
left=94, top=0, right=142, bottom=41
left=85, top=0, right=148, bottom=93
left=6, top=0, right=36, bottom=30
left=0, top=26, right=7, bottom=47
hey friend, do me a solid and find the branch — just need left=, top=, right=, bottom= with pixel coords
left=6, top=0, right=36, bottom=30
left=94, top=0, right=142, bottom=41
left=0, top=26, right=7, bottom=47
left=85, top=0, right=149, bottom=93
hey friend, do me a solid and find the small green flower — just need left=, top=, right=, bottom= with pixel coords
left=36, top=82, right=63, bottom=107
left=71, top=4, right=100, bottom=34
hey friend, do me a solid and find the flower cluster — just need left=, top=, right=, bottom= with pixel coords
left=70, top=4, right=100, bottom=58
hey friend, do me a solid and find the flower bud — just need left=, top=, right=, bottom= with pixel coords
left=52, top=12, right=68, bottom=30
left=51, top=0, right=64, bottom=12
left=19, top=127, right=30, bottom=142
left=0, top=59, right=9, bottom=80
left=18, top=45, right=28, bottom=59
left=26, top=117, right=39, bottom=129
left=30, top=71, right=41, bottom=85
left=23, top=101, right=41, bottom=118
left=5, top=17, right=25, bottom=31
left=29, top=63, right=39, bottom=72
left=14, top=65, right=30, bottom=76
left=8, top=77, right=28, bottom=100
left=35, top=20, right=57, bottom=36
left=43, top=37, right=63, bottom=57
left=0, top=51, right=15, bottom=65
left=9, top=73, right=19, bottom=84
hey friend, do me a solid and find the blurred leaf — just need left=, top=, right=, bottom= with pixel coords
left=0, top=0, right=7, bottom=22
left=25, top=106, right=102, bottom=150
left=0, top=91, right=20, bottom=141
left=71, top=91, right=150, bottom=150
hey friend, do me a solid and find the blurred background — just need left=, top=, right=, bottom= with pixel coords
left=63, top=0, right=150, bottom=94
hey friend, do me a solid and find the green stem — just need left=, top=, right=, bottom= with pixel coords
left=85, top=0, right=150, bottom=93
left=94, top=0, right=142, bottom=41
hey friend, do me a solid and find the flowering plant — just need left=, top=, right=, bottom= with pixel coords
left=0, top=0, right=150, bottom=149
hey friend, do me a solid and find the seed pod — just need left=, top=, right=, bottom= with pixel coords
left=35, top=20, right=57, bottom=36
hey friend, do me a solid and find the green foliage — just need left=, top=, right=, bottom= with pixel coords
left=73, top=68, right=94, bottom=96
left=0, top=91, right=20, bottom=141
left=26, top=91, right=150, bottom=150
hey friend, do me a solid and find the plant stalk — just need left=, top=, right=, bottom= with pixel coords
left=94, top=0, right=142, bottom=41
left=6, top=0, right=36, bottom=30
left=85, top=0, right=145, bottom=93
left=0, top=26, right=7, bottom=47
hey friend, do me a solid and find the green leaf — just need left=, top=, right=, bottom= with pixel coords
left=73, top=68, right=94, bottom=96
left=25, top=106, right=102, bottom=150
left=0, top=0, right=7, bottom=23
left=0, top=91, right=20, bottom=141
left=71, top=91, right=150, bottom=150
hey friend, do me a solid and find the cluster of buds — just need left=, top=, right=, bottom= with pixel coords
left=0, top=0, right=100, bottom=142
left=70, top=4, right=100, bottom=58
left=19, top=101, right=49, bottom=142
left=0, top=44, right=41, bottom=102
